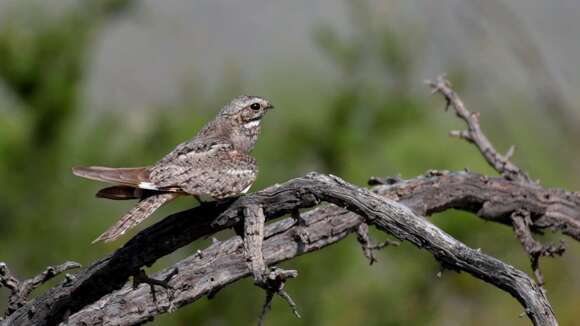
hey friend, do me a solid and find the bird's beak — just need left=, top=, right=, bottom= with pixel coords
left=265, top=103, right=274, bottom=110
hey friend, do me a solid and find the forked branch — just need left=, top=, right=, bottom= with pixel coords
left=427, top=75, right=571, bottom=285
left=0, top=261, right=80, bottom=317
left=427, top=75, right=532, bottom=183
left=64, top=173, right=556, bottom=326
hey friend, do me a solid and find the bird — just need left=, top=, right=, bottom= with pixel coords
left=73, top=96, right=274, bottom=243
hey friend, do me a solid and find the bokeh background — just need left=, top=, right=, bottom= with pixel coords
left=1, top=0, right=579, bottom=325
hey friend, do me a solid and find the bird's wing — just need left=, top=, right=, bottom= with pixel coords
left=149, top=137, right=257, bottom=198
left=93, top=192, right=179, bottom=243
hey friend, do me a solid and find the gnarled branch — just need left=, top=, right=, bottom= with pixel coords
left=3, top=170, right=578, bottom=325
left=0, top=261, right=80, bottom=317
left=427, top=76, right=532, bottom=183
left=64, top=173, right=556, bottom=326
left=427, top=75, right=574, bottom=284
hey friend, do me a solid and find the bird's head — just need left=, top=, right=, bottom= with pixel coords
left=209, top=95, right=274, bottom=152
left=219, top=95, right=274, bottom=131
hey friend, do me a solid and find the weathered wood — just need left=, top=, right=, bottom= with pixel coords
left=0, top=261, right=80, bottom=317
left=428, top=76, right=531, bottom=183
left=63, top=173, right=557, bottom=326
left=3, top=170, right=575, bottom=325
left=243, top=205, right=267, bottom=284
left=372, top=171, right=580, bottom=241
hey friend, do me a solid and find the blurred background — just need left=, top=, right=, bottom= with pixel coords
left=1, top=0, right=579, bottom=325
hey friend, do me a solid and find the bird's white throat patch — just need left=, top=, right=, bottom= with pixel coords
left=244, top=120, right=260, bottom=129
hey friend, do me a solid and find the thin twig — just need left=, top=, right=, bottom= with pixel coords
left=257, top=290, right=274, bottom=326
left=427, top=75, right=532, bottom=183
left=0, top=261, right=80, bottom=316
left=256, top=267, right=300, bottom=326
left=511, top=210, right=565, bottom=286
left=356, top=223, right=399, bottom=265
left=132, top=268, right=177, bottom=303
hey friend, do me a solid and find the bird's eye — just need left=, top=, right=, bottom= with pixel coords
left=250, top=103, right=261, bottom=110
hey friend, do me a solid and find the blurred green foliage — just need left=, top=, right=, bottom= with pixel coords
left=0, top=1, right=579, bottom=325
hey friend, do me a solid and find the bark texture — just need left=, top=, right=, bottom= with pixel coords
left=63, top=173, right=556, bottom=326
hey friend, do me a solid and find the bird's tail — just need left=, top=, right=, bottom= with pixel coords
left=96, top=185, right=146, bottom=200
left=93, top=192, right=178, bottom=243
left=72, top=166, right=150, bottom=186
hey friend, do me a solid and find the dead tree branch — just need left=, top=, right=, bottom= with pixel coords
left=2, top=77, right=578, bottom=326
left=370, top=171, right=580, bottom=241
left=64, top=174, right=556, bottom=326
left=427, top=76, right=531, bottom=183
left=511, top=210, right=565, bottom=286
left=243, top=204, right=300, bottom=325
left=427, top=75, right=574, bottom=285
left=3, top=170, right=578, bottom=325
left=356, top=222, right=399, bottom=265
left=0, top=261, right=80, bottom=317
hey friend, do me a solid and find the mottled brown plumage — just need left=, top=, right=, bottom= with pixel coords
left=73, top=96, right=273, bottom=243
